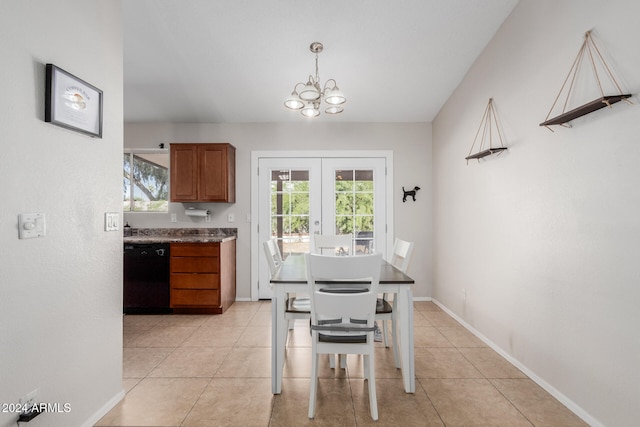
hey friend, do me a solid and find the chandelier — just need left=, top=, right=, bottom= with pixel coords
left=284, top=42, right=346, bottom=117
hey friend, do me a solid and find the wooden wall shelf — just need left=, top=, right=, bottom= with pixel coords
left=465, top=147, right=507, bottom=161
left=466, top=98, right=507, bottom=164
left=540, top=94, right=631, bottom=127
left=541, top=30, right=632, bottom=130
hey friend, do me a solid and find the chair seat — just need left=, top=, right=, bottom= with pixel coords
left=376, top=298, right=393, bottom=314
left=286, top=297, right=310, bottom=313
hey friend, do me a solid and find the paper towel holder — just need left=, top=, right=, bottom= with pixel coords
left=185, top=208, right=211, bottom=217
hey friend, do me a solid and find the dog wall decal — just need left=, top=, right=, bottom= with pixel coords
left=402, top=186, right=420, bottom=202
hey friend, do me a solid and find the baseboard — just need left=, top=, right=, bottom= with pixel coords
left=80, top=389, right=125, bottom=427
left=412, top=296, right=432, bottom=302
left=431, top=299, right=602, bottom=427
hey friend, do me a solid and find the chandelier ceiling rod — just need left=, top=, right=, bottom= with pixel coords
left=284, top=42, right=346, bottom=118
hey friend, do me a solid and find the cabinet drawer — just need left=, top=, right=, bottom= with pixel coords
left=171, top=257, right=218, bottom=273
left=171, top=289, right=220, bottom=307
left=171, top=243, right=219, bottom=257
left=171, top=273, right=219, bottom=289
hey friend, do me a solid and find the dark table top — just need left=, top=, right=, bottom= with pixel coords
left=270, top=254, right=415, bottom=284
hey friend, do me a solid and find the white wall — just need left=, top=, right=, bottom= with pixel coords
left=124, top=122, right=433, bottom=300
left=432, top=0, right=640, bottom=425
left=0, top=1, right=124, bottom=427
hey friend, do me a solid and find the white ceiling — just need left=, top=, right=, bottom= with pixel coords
left=123, top=0, right=518, bottom=124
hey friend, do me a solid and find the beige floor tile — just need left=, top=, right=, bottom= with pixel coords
left=414, top=301, right=442, bottom=312
left=269, top=378, right=356, bottom=427
left=459, top=347, right=528, bottom=379
left=256, top=301, right=272, bottom=312
left=415, top=347, right=484, bottom=379
left=215, top=347, right=271, bottom=378
left=414, top=326, right=454, bottom=347
left=236, top=325, right=272, bottom=347
left=413, top=310, right=434, bottom=326
left=123, top=314, right=164, bottom=329
left=352, top=378, right=444, bottom=426
left=422, top=378, right=533, bottom=426
left=181, top=325, right=244, bottom=347
left=181, top=378, right=272, bottom=427
left=491, top=379, right=589, bottom=426
left=437, top=326, right=487, bottom=348
left=271, top=378, right=356, bottom=426
left=421, top=310, right=461, bottom=327
left=123, top=327, right=147, bottom=347
left=123, top=347, right=174, bottom=378
left=202, top=309, right=253, bottom=327
left=249, top=309, right=273, bottom=326
left=130, top=325, right=198, bottom=347
left=122, top=377, right=142, bottom=393
left=95, top=377, right=210, bottom=427
left=149, top=346, right=231, bottom=378
left=157, top=314, right=211, bottom=327
left=226, top=300, right=265, bottom=315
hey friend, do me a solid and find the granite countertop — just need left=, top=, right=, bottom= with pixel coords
left=123, top=228, right=237, bottom=244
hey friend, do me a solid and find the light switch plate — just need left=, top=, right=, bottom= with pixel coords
left=105, top=212, right=119, bottom=231
left=19, top=213, right=46, bottom=239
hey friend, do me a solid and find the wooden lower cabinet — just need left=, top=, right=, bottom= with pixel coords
left=170, top=240, right=236, bottom=314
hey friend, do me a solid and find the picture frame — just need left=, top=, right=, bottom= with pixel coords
left=45, top=64, right=103, bottom=138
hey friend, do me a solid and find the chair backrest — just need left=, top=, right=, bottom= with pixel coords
left=313, top=234, right=352, bottom=256
left=390, top=238, right=414, bottom=273
left=305, top=253, right=382, bottom=339
left=263, top=238, right=283, bottom=276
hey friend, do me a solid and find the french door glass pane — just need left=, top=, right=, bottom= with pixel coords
left=334, top=169, right=375, bottom=254
left=270, top=169, right=311, bottom=258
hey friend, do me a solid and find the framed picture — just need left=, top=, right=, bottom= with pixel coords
left=45, top=64, right=103, bottom=138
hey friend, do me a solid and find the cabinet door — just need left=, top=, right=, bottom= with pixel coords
left=170, top=145, right=198, bottom=201
left=199, top=144, right=235, bottom=202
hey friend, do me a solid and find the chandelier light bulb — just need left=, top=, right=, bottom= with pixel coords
left=284, top=91, right=304, bottom=110
left=324, top=87, right=346, bottom=105
left=301, top=103, right=320, bottom=118
left=325, top=105, right=344, bottom=115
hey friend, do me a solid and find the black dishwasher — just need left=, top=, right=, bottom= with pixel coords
left=123, top=243, right=172, bottom=314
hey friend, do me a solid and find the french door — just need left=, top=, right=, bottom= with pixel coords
left=256, top=156, right=388, bottom=299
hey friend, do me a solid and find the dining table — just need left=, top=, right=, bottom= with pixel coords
left=270, top=253, right=416, bottom=394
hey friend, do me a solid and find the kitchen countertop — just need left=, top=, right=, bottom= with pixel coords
left=124, top=227, right=237, bottom=244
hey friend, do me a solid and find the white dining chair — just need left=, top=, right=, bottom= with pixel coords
left=376, top=238, right=414, bottom=368
left=313, top=234, right=352, bottom=256
left=263, top=238, right=283, bottom=276
left=263, top=239, right=309, bottom=333
left=305, top=252, right=382, bottom=421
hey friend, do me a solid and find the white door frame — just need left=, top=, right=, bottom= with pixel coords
left=250, top=150, right=394, bottom=301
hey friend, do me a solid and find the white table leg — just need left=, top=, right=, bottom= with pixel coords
left=272, top=288, right=287, bottom=394
left=397, top=288, right=415, bottom=393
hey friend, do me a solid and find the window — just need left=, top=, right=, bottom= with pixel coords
left=123, top=150, right=169, bottom=212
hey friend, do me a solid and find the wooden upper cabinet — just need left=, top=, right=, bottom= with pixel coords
left=170, top=143, right=236, bottom=202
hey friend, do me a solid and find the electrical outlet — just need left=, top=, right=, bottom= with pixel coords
left=21, top=389, right=39, bottom=409
left=205, top=214, right=211, bottom=222
left=227, top=213, right=235, bottom=223
left=170, top=214, right=177, bottom=223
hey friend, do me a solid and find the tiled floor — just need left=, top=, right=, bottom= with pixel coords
left=95, top=301, right=587, bottom=426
